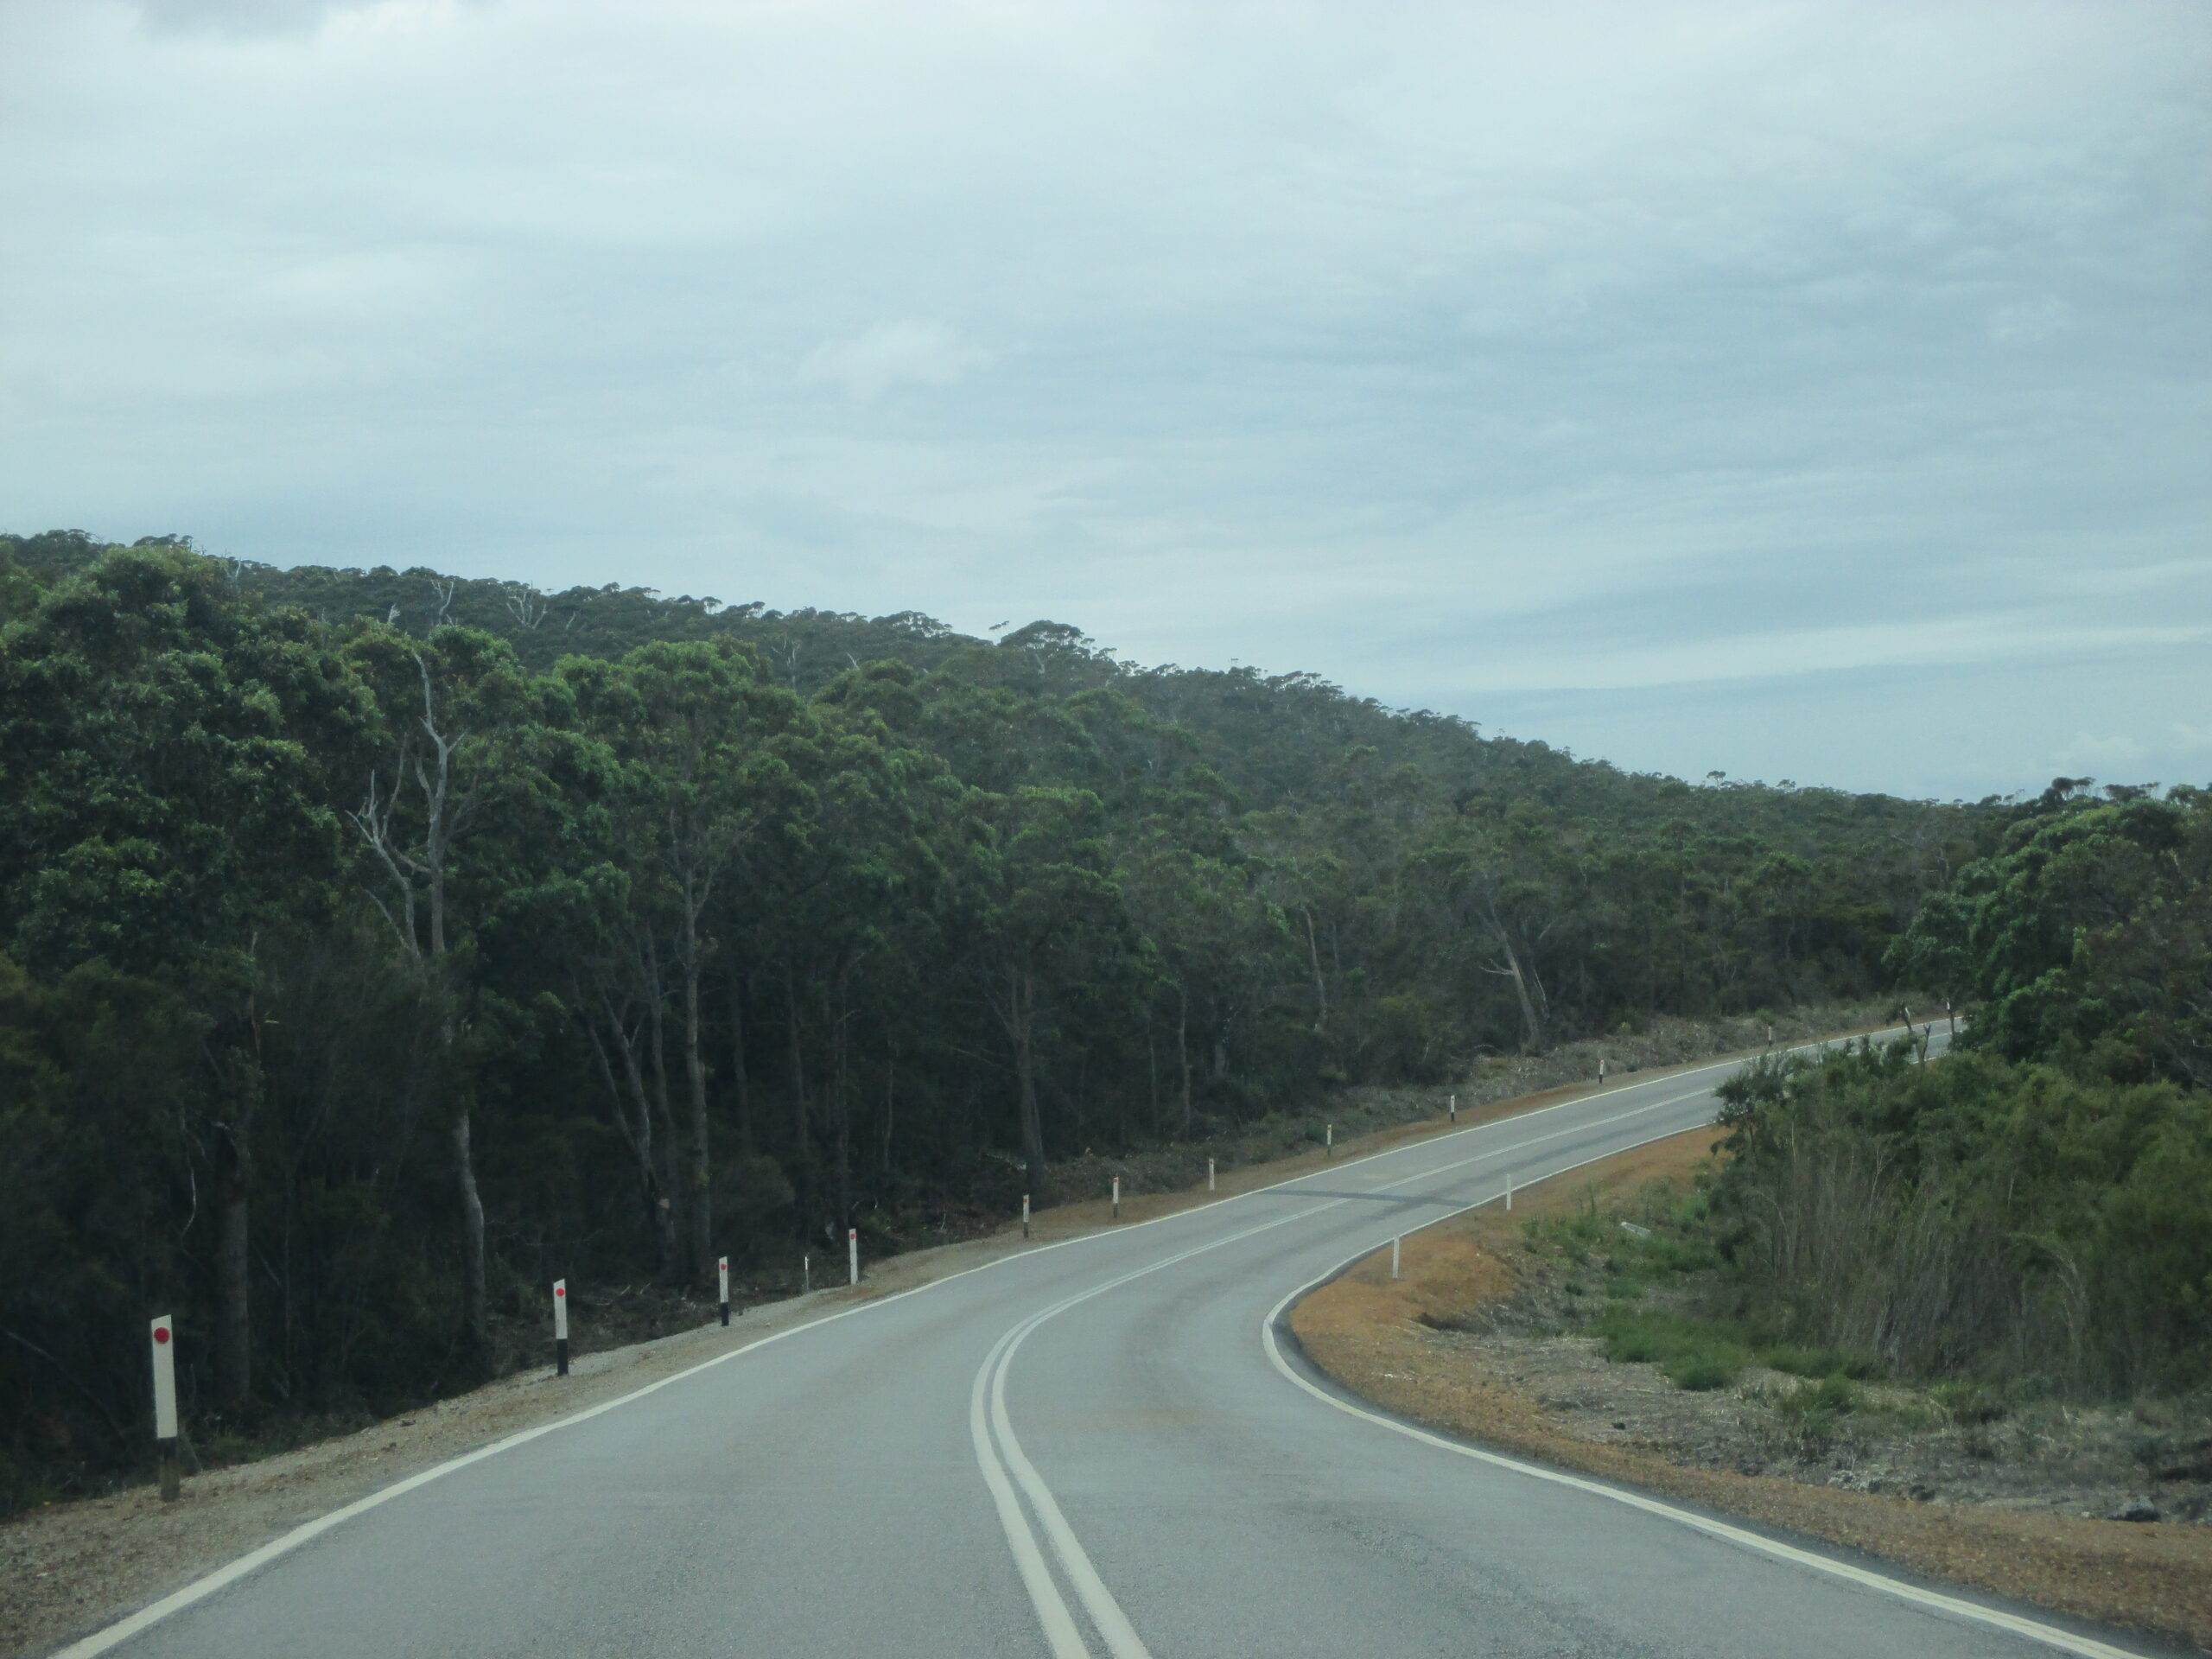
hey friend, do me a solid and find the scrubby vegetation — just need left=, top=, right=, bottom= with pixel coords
left=1527, top=1039, right=2209, bottom=1412
left=1524, top=777, right=2212, bottom=1411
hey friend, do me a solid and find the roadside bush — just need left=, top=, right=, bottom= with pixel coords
left=1710, top=1042, right=2212, bottom=1396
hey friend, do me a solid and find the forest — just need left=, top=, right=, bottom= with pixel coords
left=0, top=529, right=2002, bottom=1508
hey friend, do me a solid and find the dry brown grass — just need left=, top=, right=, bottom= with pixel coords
left=1291, top=1128, right=2212, bottom=1654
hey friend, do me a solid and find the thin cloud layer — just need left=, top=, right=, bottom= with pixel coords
left=1, top=0, right=2206, bottom=798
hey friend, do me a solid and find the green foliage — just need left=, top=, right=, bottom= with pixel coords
left=1890, top=779, right=2212, bottom=1086
left=0, top=530, right=2004, bottom=1506
left=1531, top=1197, right=1879, bottom=1395
left=1593, top=1307, right=1754, bottom=1390
left=1710, top=1042, right=2212, bottom=1395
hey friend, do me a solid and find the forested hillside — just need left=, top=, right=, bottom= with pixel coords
left=0, top=531, right=1990, bottom=1507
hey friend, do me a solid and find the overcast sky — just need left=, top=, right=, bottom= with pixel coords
left=3, top=1, right=2207, bottom=800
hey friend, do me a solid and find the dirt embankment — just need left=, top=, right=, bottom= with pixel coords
left=1290, top=1129, right=2212, bottom=1655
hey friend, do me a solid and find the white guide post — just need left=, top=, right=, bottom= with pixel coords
left=552, top=1280, right=569, bottom=1376
left=848, top=1227, right=859, bottom=1287
left=1111, top=1176, right=1121, bottom=1220
left=149, top=1315, right=180, bottom=1502
left=1505, top=1172, right=1514, bottom=1212
left=1390, top=1236, right=1402, bottom=1281
left=803, top=1255, right=810, bottom=1294
left=1448, top=1092, right=1457, bottom=1125
left=1021, top=1192, right=1031, bottom=1239
left=1325, top=1123, right=1333, bottom=1160
left=1207, top=1157, right=1216, bottom=1192
left=717, top=1255, right=730, bottom=1327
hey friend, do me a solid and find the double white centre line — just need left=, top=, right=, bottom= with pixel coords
left=967, top=1203, right=1342, bottom=1659
left=967, top=1083, right=1728, bottom=1656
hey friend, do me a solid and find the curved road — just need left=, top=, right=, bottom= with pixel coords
left=66, top=1026, right=2158, bottom=1659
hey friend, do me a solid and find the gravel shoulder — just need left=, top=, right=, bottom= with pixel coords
left=1289, top=1129, right=2212, bottom=1656
left=3, top=1227, right=1034, bottom=1658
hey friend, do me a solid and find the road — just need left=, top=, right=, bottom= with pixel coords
left=64, top=1024, right=2158, bottom=1659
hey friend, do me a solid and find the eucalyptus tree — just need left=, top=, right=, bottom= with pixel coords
left=0, top=544, right=369, bottom=1409
left=951, top=785, right=1144, bottom=1197
left=345, top=622, right=538, bottom=1359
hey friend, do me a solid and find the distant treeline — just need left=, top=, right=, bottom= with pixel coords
left=0, top=530, right=1989, bottom=1507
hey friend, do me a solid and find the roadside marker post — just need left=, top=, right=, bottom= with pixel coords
left=803, top=1255, right=810, bottom=1294
left=1505, top=1172, right=1514, bottom=1212
left=1207, top=1158, right=1216, bottom=1192
left=149, top=1315, right=180, bottom=1503
left=848, top=1228, right=859, bottom=1287
left=552, top=1281, right=569, bottom=1376
left=717, top=1256, right=730, bottom=1327
left=1390, top=1237, right=1401, bottom=1281
left=1111, top=1176, right=1121, bottom=1220
left=1021, top=1193, right=1031, bottom=1239
left=1448, top=1093, right=1456, bottom=1125
left=1325, top=1124, right=1333, bottom=1160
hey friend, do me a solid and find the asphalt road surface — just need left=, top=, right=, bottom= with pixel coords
left=68, top=1023, right=2160, bottom=1659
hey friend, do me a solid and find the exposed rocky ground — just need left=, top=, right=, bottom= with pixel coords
left=1451, top=1224, right=2212, bottom=1529
left=1447, top=1327, right=2209, bottom=1526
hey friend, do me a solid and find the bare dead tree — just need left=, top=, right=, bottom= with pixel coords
left=505, top=586, right=549, bottom=631
left=347, top=653, right=492, bottom=1354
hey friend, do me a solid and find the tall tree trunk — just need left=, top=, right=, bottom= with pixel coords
left=1014, top=969, right=1047, bottom=1200
left=1145, top=1014, right=1160, bottom=1134
left=728, top=972, right=752, bottom=1153
left=683, top=943, right=712, bottom=1284
left=830, top=972, right=851, bottom=1234
left=643, top=932, right=680, bottom=1270
left=582, top=990, right=670, bottom=1264
left=785, top=968, right=811, bottom=1237
left=1301, top=904, right=1328, bottom=1033
left=1493, top=937, right=1544, bottom=1052
left=420, top=685, right=490, bottom=1357
left=1176, top=979, right=1193, bottom=1136
left=453, top=1110, right=488, bottom=1354
left=880, top=1048, right=895, bottom=1174
left=216, top=1122, right=252, bottom=1412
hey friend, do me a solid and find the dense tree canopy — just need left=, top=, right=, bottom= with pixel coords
left=0, top=530, right=2001, bottom=1508
left=1698, top=778, right=2212, bottom=1398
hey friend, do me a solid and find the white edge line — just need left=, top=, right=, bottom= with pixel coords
left=50, top=1024, right=1923, bottom=1658
left=1257, top=1130, right=2152, bottom=1659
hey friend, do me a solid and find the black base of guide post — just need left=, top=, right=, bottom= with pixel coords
left=719, top=1300, right=730, bottom=1327
left=158, top=1440, right=181, bottom=1503
left=556, top=1337, right=569, bottom=1377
